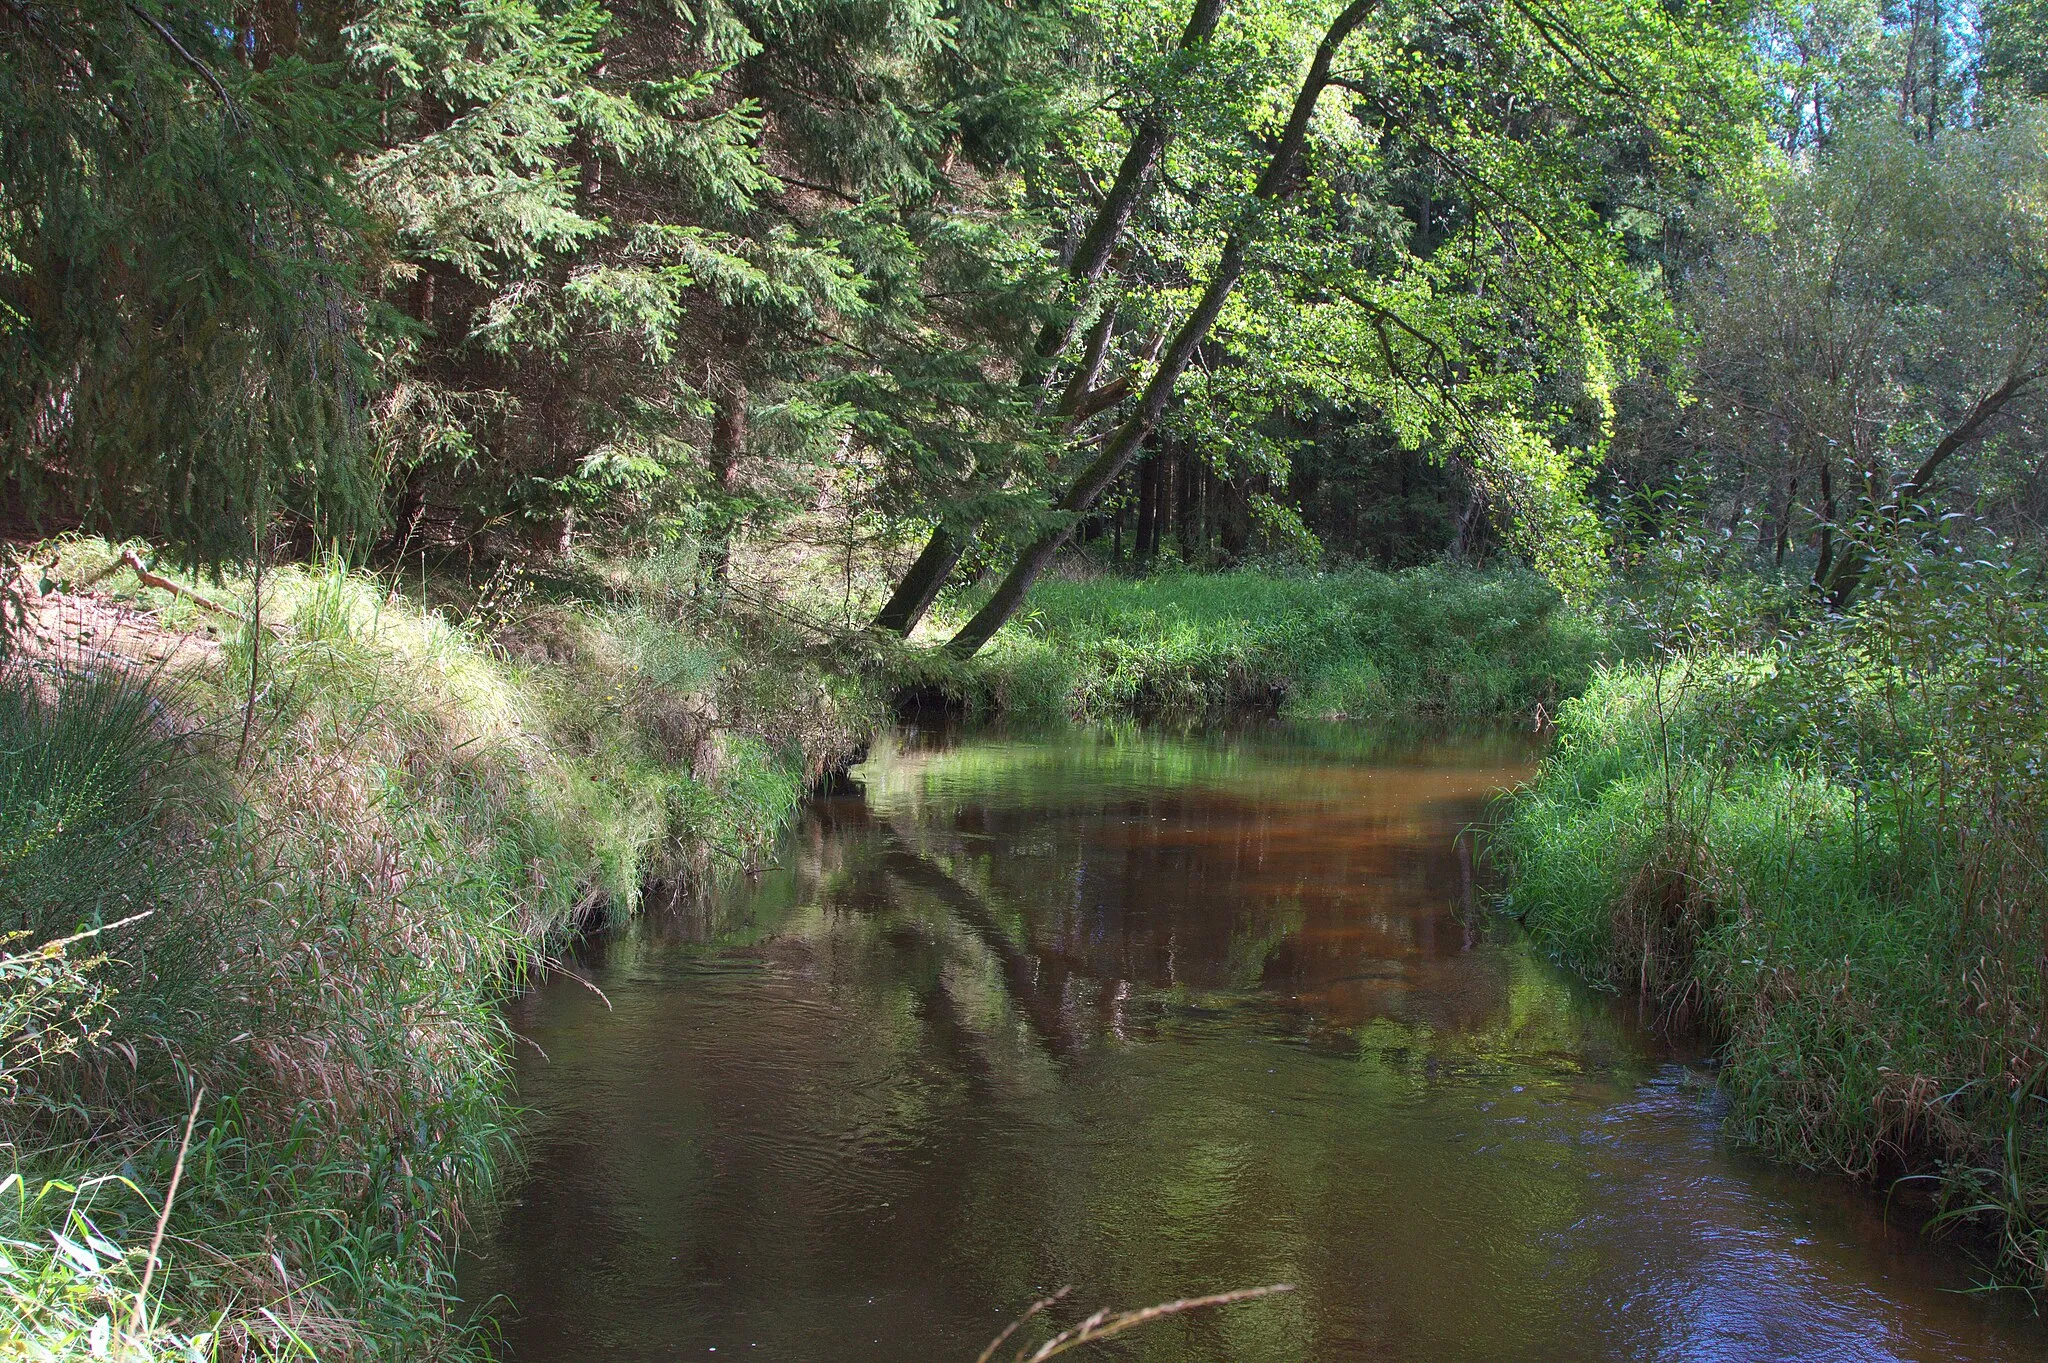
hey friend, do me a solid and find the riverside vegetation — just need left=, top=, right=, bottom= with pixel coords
left=0, top=539, right=878, bottom=1360
left=1501, top=536, right=2048, bottom=1289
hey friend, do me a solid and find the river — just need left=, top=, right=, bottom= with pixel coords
left=461, top=723, right=2048, bottom=1361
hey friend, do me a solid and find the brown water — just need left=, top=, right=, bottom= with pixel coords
left=463, top=724, right=2048, bottom=1362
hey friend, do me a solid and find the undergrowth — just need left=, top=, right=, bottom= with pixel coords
left=0, top=537, right=876, bottom=1360
left=918, top=564, right=1610, bottom=722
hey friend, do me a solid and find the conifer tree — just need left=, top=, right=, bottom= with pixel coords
left=1, top=0, right=383, bottom=564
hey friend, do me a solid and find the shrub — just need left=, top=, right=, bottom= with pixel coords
left=1500, top=551, right=2048, bottom=1286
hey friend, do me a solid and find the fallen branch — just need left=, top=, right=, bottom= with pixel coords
left=114, top=550, right=243, bottom=620
left=77, top=549, right=281, bottom=631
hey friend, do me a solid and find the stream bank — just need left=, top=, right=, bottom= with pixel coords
left=463, top=723, right=2048, bottom=1362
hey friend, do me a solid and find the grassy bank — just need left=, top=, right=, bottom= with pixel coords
left=1499, top=574, right=2048, bottom=1284
left=918, top=564, right=1610, bottom=722
left=0, top=548, right=1614, bottom=1358
left=0, top=540, right=876, bottom=1360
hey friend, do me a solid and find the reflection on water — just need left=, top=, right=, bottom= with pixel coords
left=463, top=724, right=2046, bottom=1362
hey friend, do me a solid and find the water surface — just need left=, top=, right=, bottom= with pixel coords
left=465, top=724, right=2046, bottom=1361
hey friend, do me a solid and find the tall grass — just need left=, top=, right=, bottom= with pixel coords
left=0, top=539, right=878, bottom=1359
left=928, top=564, right=1610, bottom=722
left=1499, top=553, right=2048, bottom=1286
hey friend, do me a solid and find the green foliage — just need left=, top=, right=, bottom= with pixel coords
left=958, top=565, right=1611, bottom=721
left=0, top=664, right=182, bottom=940
left=0, top=1165, right=211, bottom=1363
left=1679, top=111, right=2048, bottom=585
left=1983, top=0, right=2048, bottom=101
left=0, top=0, right=382, bottom=565
left=1501, top=543, right=2048, bottom=1287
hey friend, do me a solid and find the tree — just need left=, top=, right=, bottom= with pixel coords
left=1983, top=0, right=2048, bottom=101
left=0, top=0, right=383, bottom=565
left=870, top=0, right=1234, bottom=634
left=1680, top=114, right=2048, bottom=607
left=355, top=0, right=1048, bottom=569
left=937, top=0, right=1761, bottom=656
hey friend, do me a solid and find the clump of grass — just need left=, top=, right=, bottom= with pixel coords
left=943, top=564, right=1610, bottom=722
left=0, top=660, right=183, bottom=940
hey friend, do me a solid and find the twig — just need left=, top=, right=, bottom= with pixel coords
left=976, top=1287, right=1071, bottom=1363
left=18, top=910, right=156, bottom=958
left=983, top=1284, right=1293, bottom=1363
left=128, top=1087, right=205, bottom=1343
left=124, top=3, right=243, bottom=123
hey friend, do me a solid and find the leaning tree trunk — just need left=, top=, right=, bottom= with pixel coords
left=945, top=0, right=1382, bottom=658
left=870, top=0, right=1230, bottom=635
left=1819, top=359, right=2042, bottom=610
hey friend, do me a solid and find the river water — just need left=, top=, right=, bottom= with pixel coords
left=463, top=724, right=2048, bottom=1362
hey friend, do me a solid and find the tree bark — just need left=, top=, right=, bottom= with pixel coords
left=873, top=526, right=968, bottom=634
left=870, top=0, right=1229, bottom=634
left=944, top=0, right=1381, bottom=658
left=1175, top=442, right=1194, bottom=561
left=1774, top=474, right=1796, bottom=567
left=1134, top=436, right=1160, bottom=565
left=1812, top=451, right=1836, bottom=591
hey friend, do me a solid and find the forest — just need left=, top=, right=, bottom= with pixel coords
left=2, top=0, right=2047, bottom=1356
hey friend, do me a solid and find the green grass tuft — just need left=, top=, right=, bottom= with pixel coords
left=1500, top=627, right=2048, bottom=1287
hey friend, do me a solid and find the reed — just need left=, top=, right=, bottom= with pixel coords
left=1500, top=560, right=2048, bottom=1287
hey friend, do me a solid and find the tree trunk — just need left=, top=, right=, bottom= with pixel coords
left=1176, top=442, right=1195, bottom=561
left=1774, top=474, right=1796, bottom=567
left=944, top=0, right=1381, bottom=658
left=869, top=0, right=1230, bottom=634
left=873, top=527, right=968, bottom=634
left=1134, top=437, right=1160, bottom=565
left=1820, top=360, right=2041, bottom=608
